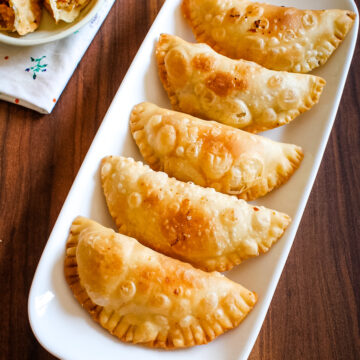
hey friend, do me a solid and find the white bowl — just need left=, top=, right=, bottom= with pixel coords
left=0, top=0, right=105, bottom=46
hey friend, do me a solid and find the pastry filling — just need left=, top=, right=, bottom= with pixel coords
left=0, top=1, right=15, bottom=31
left=56, top=0, right=87, bottom=12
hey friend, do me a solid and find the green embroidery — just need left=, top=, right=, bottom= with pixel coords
left=25, top=56, right=47, bottom=80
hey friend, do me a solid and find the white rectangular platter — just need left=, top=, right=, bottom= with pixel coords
left=28, top=1, right=359, bottom=359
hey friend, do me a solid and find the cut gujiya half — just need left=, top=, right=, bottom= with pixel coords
left=0, top=0, right=42, bottom=35
left=44, top=0, right=90, bottom=23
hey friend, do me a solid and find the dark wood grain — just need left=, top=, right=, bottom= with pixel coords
left=0, top=1, right=359, bottom=359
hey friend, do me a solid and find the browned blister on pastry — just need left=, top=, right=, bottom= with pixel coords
left=44, top=0, right=90, bottom=23
left=65, top=216, right=257, bottom=348
left=101, top=156, right=291, bottom=272
left=0, top=0, right=42, bottom=35
left=156, top=34, right=325, bottom=133
left=130, top=102, right=303, bottom=201
left=182, top=0, right=355, bottom=73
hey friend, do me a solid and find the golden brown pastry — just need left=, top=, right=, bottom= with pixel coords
left=0, top=0, right=41, bottom=35
left=65, top=216, right=257, bottom=348
left=130, top=102, right=303, bottom=201
left=156, top=34, right=325, bottom=132
left=101, top=156, right=291, bottom=272
left=182, top=0, right=356, bottom=73
left=44, top=0, right=90, bottom=23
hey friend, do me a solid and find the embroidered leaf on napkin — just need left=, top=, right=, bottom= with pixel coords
left=25, top=56, right=48, bottom=80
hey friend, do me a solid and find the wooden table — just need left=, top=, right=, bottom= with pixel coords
left=0, top=1, right=359, bottom=359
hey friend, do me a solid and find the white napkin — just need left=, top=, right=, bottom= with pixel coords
left=0, top=0, right=115, bottom=114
